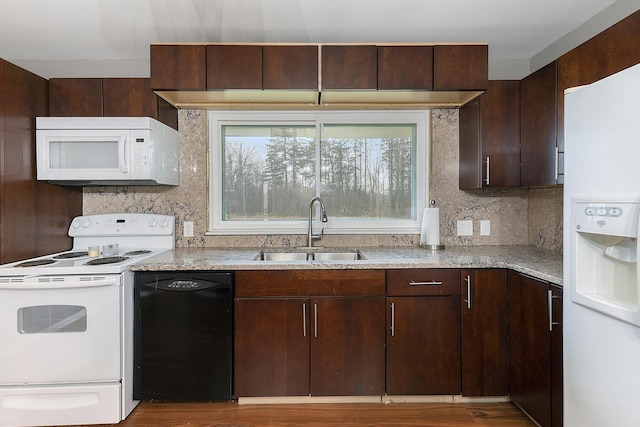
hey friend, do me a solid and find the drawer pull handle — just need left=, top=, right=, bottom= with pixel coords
left=409, top=280, right=443, bottom=286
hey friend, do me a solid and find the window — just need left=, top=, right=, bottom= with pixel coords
left=208, top=111, right=429, bottom=234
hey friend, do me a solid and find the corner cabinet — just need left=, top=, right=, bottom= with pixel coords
left=459, top=80, right=521, bottom=189
left=234, top=270, right=385, bottom=398
left=386, top=269, right=461, bottom=395
left=508, top=271, right=563, bottom=427
left=460, top=269, right=508, bottom=397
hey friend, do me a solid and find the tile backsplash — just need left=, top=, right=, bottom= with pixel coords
left=84, top=109, right=563, bottom=252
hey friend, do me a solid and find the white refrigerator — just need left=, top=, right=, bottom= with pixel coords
left=564, top=62, right=640, bottom=426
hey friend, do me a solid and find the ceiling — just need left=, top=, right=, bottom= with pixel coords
left=0, top=0, right=636, bottom=80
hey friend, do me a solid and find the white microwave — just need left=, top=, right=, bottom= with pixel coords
left=36, top=117, right=179, bottom=185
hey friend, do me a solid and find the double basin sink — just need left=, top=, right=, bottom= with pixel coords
left=254, top=248, right=367, bottom=262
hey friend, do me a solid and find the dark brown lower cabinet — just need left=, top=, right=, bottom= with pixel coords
left=234, top=298, right=309, bottom=397
left=460, top=269, right=508, bottom=396
left=310, top=297, right=385, bottom=396
left=508, top=271, right=563, bottom=427
left=386, top=296, right=461, bottom=395
left=234, top=295, right=385, bottom=397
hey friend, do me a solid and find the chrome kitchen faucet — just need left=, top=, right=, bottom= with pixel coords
left=306, top=196, right=328, bottom=248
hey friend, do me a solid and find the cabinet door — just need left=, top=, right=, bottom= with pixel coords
left=386, top=296, right=461, bottom=395
left=520, top=61, right=558, bottom=187
left=459, top=80, right=521, bottom=189
left=310, top=297, right=385, bottom=396
left=1, top=61, right=82, bottom=263
left=206, top=45, right=262, bottom=90
left=508, top=271, right=551, bottom=427
left=49, top=78, right=103, bottom=116
left=263, top=46, right=318, bottom=90
left=433, top=45, right=488, bottom=90
left=377, top=46, right=433, bottom=90
left=550, top=285, right=563, bottom=427
left=102, top=78, right=158, bottom=118
left=150, top=45, right=206, bottom=90
left=234, top=298, right=309, bottom=397
left=460, top=270, right=508, bottom=396
left=322, top=45, right=377, bottom=90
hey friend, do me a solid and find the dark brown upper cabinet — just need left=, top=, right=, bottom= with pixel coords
left=103, top=78, right=158, bottom=118
left=263, top=45, right=318, bottom=90
left=206, top=45, right=262, bottom=90
left=434, top=45, right=488, bottom=91
left=49, top=78, right=103, bottom=116
left=520, top=62, right=559, bottom=187
left=50, top=77, right=178, bottom=130
left=459, top=80, right=521, bottom=189
left=150, top=44, right=206, bottom=90
left=322, top=45, right=377, bottom=90
left=378, top=46, right=433, bottom=90
left=557, top=11, right=640, bottom=153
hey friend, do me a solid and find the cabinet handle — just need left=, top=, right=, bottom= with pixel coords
left=390, top=302, right=395, bottom=337
left=555, top=146, right=559, bottom=182
left=302, top=302, right=307, bottom=337
left=485, top=156, right=490, bottom=186
left=409, top=280, right=443, bottom=286
left=548, top=290, right=561, bottom=331
left=314, top=303, right=318, bottom=338
left=464, top=275, right=472, bottom=309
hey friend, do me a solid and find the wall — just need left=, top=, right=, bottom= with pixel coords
left=83, top=108, right=563, bottom=251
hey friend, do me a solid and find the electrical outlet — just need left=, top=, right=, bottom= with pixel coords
left=457, top=220, right=473, bottom=236
left=480, top=220, right=491, bottom=236
left=183, top=221, right=194, bottom=237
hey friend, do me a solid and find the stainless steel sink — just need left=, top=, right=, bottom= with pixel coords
left=312, top=251, right=365, bottom=261
left=254, top=249, right=366, bottom=261
left=256, top=251, right=309, bottom=261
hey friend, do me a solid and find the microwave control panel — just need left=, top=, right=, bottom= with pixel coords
left=130, top=131, right=151, bottom=176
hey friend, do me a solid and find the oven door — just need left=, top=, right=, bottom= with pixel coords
left=0, top=275, right=121, bottom=384
left=36, top=129, right=132, bottom=182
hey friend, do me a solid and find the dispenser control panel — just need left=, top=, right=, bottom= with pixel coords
left=573, top=199, right=639, bottom=238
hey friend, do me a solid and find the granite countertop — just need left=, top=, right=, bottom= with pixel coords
left=131, top=245, right=563, bottom=285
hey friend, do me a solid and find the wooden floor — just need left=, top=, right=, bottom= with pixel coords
left=95, top=401, right=536, bottom=427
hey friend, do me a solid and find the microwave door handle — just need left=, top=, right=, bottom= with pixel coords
left=118, top=133, right=128, bottom=173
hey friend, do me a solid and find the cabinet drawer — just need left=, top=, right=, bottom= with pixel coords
left=387, top=269, right=460, bottom=296
left=236, top=270, right=385, bottom=297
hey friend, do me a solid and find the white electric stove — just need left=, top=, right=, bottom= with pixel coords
left=0, top=213, right=175, bottom=427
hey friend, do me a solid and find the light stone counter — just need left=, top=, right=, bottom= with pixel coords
left=130, top=245, right=563, bottom=285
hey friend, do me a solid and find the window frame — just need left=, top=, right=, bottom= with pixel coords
left=207, top=110, right=430, bottom=235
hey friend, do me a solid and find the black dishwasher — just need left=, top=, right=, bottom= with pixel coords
left=133, top=271, right=234, bottom=402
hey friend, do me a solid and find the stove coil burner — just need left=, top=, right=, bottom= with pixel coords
left=125, top=250, right=152, bottom=256
left=84, top=256, right=130, bottom=266
left=15, top=259, right=57, bottom=267
left=53, top=251, right=88, bottom=259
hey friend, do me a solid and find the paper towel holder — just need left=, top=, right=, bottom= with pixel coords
left=419, top=200, right=445, bottom=251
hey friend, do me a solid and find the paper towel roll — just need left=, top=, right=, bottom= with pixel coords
left=420, top=207, right=440, bottom=246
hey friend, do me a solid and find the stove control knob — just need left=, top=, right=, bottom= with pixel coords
left=149, top=218, right=158, bottom=227
left=71, top=219, right=82, bottom=229
left=82, top=219, right=92, bottom=228
left=159, top=218, right=170, bottom=228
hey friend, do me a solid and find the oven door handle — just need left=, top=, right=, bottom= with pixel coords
left=0, top=276, right=120, bottom=289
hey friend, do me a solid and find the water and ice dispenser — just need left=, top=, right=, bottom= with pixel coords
left=571, top=198, right=640, bottom=326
